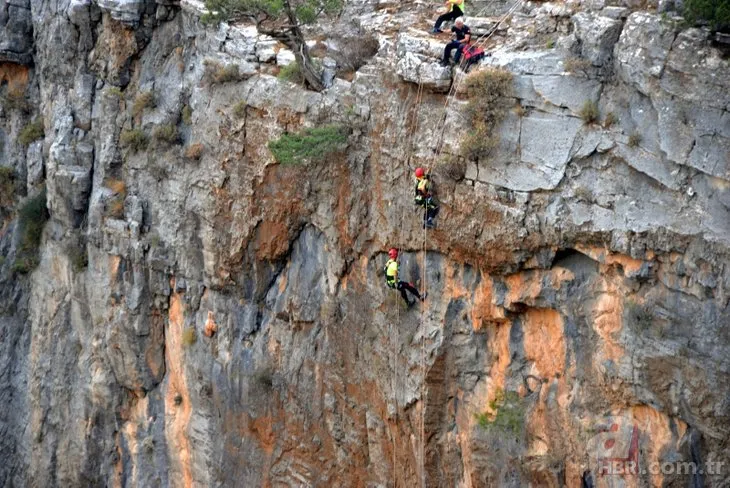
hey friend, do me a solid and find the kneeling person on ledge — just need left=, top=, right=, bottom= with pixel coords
left=432, top=0, right=465, bottom=33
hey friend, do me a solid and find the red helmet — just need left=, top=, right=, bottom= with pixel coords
left=388, top=248, right=398, bottom=259
left=415, top=167, right=425, bottom=178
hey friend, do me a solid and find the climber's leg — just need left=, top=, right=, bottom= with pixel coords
left=442, top=41, right=461, bottom=65
left=396, top=281, right=413, bottom=306
left=453, top=43, right=466, bottom=64
left=433, top=8, right=460, bottom=32
left=425, top=198, right=439, bottom=228
left=399, top=281, right=424, bottom=302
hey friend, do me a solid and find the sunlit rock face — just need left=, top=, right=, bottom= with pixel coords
left=0, top=0, right=729, bottom=486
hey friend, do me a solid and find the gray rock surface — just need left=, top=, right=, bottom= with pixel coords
left=572, top=11, right=623, bottom=67
left=0, top=0, right=33, bottom=64
left=1, top=0, right=730, bottom=487
left=97, top=0, right=145, bottom=25
left=395, top=31, right=452, bottom=91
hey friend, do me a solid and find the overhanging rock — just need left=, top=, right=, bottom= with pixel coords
left=0, top=0, right=33, bottom=65
left=396, top=53, right=452, bottom=92
left=395, top=31, right=452, bottom=92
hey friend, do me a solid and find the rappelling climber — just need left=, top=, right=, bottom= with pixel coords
left=414, top=167, right=439, bottom=229
left=384, top=248, right=426, bottom=307
left=431, top=0, right=465, bottom=34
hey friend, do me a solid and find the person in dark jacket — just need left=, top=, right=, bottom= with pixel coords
left=441, top=18, right=471, bottom=66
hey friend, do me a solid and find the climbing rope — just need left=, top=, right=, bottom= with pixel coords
left=406, top=79, right=426, bottom=170
left=391, top=74, right=429, bottom=488
left=411, top=3, right=527, bottom=480
left=391, top=282, right=399, bottom=488
left=473, top=0, right=525, bottom=49
left=386, top=1, right=527, bottom=485
left=420, top=219, right=427, bottom=488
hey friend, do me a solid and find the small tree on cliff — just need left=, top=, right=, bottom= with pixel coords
left=202, top=0, right=341, bottom=91
left=684, top=0, right=730, bottom=32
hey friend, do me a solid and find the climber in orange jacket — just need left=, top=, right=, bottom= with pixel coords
left=384, top=248, right=426, bottom=307
left=414, top=167, right=439, bottom=229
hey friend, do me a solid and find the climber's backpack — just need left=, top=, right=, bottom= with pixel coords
left=462, top=46, right=486, bottom=72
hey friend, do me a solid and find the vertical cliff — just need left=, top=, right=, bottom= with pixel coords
left=1, top=0, right=729, bottom=485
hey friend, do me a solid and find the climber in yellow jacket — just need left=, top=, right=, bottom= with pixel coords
left=432, top=0, right=465, bottom=34
left=384, top=248, right=426, bottom=307
left=414, top=167, right=439, bottom=229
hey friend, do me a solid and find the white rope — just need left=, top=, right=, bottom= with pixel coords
left=393, top=2, right=527, bottom=485
left=391, top=284, right=399, bottom=488
left=420, top=221, right=427, bottom=488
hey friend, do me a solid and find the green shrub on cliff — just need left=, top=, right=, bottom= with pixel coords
left=152, top=124, right=180, bottom=146
left=106, top=87, right=124, bottom=99
left=0, top=167, right=15, bottom=208
left=268, top=124, right=349, bottom=165
left=1, top=85, right=30, bottom=113
left=18, top=120, right=44, bottom=146
left=120, top=129, right=148, bottom=153
left=203, top=60, right=244, bottom=84
left=253, top=365, right=274, bottom=390
left=278, top=62, right=302, bottom=83
left=232, top=101, right=247, bottom=119
left=684, top=0, right=730, bottom=32
left=628, top=131, right=642, bottom=148
left=460, top=68, right=513, bottom=161
left=474, top=389, right=525, bottom=437
left=13, top=187, right=49, bottom=274
left=181, top=104, right=193, bottom=125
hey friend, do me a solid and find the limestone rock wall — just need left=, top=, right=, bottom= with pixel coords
left=0, top=0, right=729, bottom=486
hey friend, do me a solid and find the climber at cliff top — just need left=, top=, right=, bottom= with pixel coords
left=385, top=248, right=427, bottom=307
left=440, top=18, right=472, bottom=67
left=432, top=0, right=465, bottom=34
left=414, top=167, right=439, bottom=229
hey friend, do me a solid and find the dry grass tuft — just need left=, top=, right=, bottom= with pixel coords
left=132, top=91, right=156, bottom=118
left=185, top=143, right=204, bottom=160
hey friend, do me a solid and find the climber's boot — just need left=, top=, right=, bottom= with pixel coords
left=421, top=292, right=428, bottom=302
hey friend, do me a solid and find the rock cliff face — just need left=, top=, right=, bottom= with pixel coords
left=1, top=0, right=729, bottom=486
